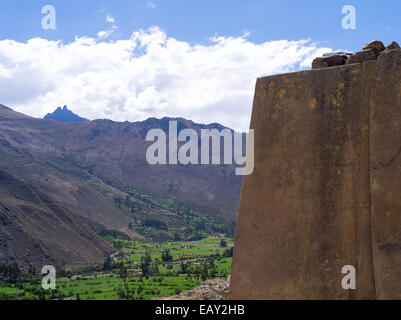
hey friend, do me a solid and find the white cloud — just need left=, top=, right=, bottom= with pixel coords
left=97, top=29, right=113, bottom=40
left=106, top=14, right=115, bottom=24
left=148, top=2, right=156, bottom=9
left=0, top=26, right=331, bottom=131
left=98, top=14, right=118, bottom=40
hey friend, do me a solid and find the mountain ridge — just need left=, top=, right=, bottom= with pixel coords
left=0, top=104, right=242, bottom=267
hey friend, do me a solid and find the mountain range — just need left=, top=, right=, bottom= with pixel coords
left=0, top=104, right=242, bottom=268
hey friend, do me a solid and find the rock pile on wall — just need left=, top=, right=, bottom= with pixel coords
left=312, top=40, right=400, bottom=69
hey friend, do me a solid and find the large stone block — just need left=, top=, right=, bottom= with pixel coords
left=230, top=49, right=401, bottom=300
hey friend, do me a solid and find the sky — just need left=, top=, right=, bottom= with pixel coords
left=0, top=0, right=400, bottom=130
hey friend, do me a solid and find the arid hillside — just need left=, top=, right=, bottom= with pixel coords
left=0, top=104, right=242, bottom=267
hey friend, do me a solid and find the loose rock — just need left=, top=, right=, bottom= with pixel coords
left=322, top=52, right=351, bottom=57
left=312, top=53, right=348, bottom=70
left=386, top=41, right=400, bottom=51
left=312, top=58, right=329, bottom=69
left=363, top=40, right=385, bottom=52
left=347, top=48, right=379, bottom=64
left=324, top=55, right=348, bottom=67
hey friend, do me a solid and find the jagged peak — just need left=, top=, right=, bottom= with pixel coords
left=44, top=105, right=89, bottom=122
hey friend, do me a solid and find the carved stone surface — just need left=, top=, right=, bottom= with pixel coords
left=230, top=48, right=401, bottom=300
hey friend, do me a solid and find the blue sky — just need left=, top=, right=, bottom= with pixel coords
left=0, top=0, right=398, bottom=51
left=0, top=1, right=399, bottom=130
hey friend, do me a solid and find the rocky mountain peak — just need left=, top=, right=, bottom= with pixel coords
left=44, top=105, right=89, bottom=122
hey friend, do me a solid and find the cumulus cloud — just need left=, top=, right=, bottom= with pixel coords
left=0, top=26, right=331, bottom=131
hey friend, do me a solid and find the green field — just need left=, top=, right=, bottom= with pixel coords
left=0, top=237, right=233, bottom=300
left=117, top=237, right=234, bottom=262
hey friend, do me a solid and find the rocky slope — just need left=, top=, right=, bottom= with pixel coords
left=0, top=170, right=114, bottom=267
left=154, top=278, right=230, bottom=300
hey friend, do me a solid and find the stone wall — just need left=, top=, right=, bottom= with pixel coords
left=230, top=48, right=401, bottom=300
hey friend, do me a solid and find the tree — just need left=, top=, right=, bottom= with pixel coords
left=39, top=291, right=46, bottom=300
left=119, top=266, right=128, bottom=278
left=151, top=264, right=159, bottom=276
left=161, top=249, right=173, bottom=262
left=180, top=262, right=188, bottom=274
left=28, top=264, right=36, bottom=275
left=137, top=285, right=143, bottom=295
left=103, top=257, right=112, bottom=271
left=0, top=262, right=21, bottom=283
left=223, top=247, right=234, bottom=258
left=211, top=269, right=216, bottom=278
left=56, top=260, right=68, bottom=278
left=220, top=239, right=227, bottom=248
left=113, top=240, right=123, bottom=250
left=201, top=263, right=209, bottom=281
left=8, top=262, right=21, bottom=283
left=141, top=252, right=152, bottom=276
left=117, top=287, right=126, bottom=299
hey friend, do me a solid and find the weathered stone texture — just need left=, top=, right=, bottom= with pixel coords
left=347, top=48, right=379, bottom=64
left=363, top=40, right=385, bottom=52
left=230, top=49, right=401, bottom=300
left=385, top=41, right=400, bottom=51
left=370, top=49, right=401, bottom=300
left=312, top=54, right=348, bottom=69
left=312, top=57, right=329, bottom=69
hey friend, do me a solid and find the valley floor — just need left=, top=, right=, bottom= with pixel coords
left=0, top=237, right=233, bottom=300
